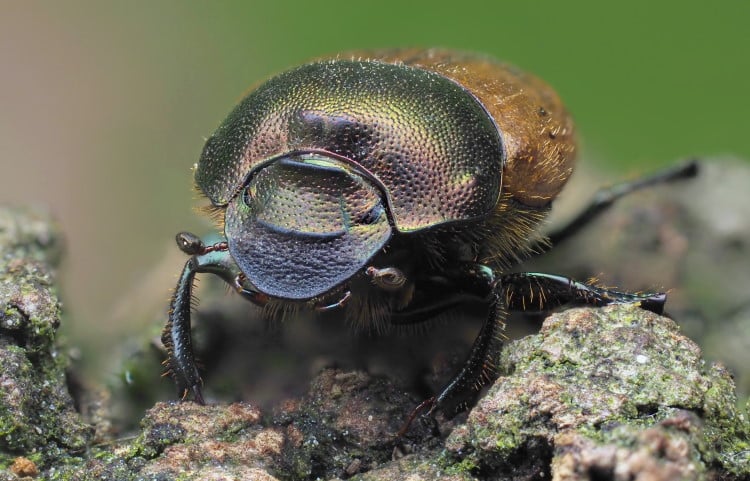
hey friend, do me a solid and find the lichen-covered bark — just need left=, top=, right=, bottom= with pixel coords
left=1, top=159, right=749, bottom=481
left=444, top=305, right=750, bottom=480
left=0, top=206, right=92, bottom=472
left=14, top=301, right=750, bottom=480
left=529, top=158, right=750, bottom=407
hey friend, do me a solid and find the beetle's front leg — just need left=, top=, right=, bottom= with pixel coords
left=396, top=263, right=504, bottom=434
left=428, top=264, right=503, bottom=411
left=162, top=232, right=264, bottom=403
left=163, top=254, right=205, bottom=403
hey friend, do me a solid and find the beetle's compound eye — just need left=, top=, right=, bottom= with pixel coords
left=357, top=203, right=385, bottom=226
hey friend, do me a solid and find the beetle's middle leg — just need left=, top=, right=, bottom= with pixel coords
left=500, top=272, right=666, bottom=314
left=393, top=266, right=667, bottom=435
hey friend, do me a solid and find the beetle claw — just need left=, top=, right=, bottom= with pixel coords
left=640, top=292, right=667, bottom=315
left=315, top=290, right=352, bottom=311
left=191, top=384, right=205, bottom=405
left=234, top=274, right=270, bottom=306
left=233, top=273, right=246, bottom=292
left=395, top=396, right=436, bottom=438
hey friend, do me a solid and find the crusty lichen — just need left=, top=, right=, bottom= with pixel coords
left=445, top=304, right=750, bottom=479
left=0, top=206, right=91, bottom=469
left=1, top=204, right=748, bottom=480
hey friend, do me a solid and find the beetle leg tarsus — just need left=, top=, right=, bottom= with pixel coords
left=178, top=384, right=205, bottom=405
left=636, top=292, right=667, bottom=315
left=500, top=272, right=667, bottom=314
left=234, top=273, right=270, bottom=307
left=314, top=290, right=352, bottom=311
left=395, top=396, right=435, bottom=438
left=191, top=384, right=206, bottom=405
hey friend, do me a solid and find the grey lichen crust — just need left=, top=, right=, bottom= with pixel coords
left=444, top=305, right=750, bottom=480
left=0, top=202, right=748, bottom=480
left=0, top=207, right=91, bottom=470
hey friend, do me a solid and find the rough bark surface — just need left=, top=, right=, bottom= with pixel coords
left=0, top=160, right=749, bottom=480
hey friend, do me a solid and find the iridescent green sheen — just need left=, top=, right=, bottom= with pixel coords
left=195, top=59, right=504, bottom=232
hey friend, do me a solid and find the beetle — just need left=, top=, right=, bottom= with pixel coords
left=162, top=49, right=685, bottom=420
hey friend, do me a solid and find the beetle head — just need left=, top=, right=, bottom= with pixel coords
left=224, top=154, right=392, bottom=300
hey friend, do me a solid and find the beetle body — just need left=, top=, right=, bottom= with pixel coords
left=163, top=49, right=664, bottom=417
left=197, top=49, right=574, bottom=318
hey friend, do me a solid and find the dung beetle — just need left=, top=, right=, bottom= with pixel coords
left=163, top=49, right=694, bottom=421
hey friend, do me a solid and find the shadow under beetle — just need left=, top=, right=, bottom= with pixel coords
left=162, top=49, right=696, bottom=426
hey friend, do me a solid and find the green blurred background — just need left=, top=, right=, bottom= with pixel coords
left=1, top=1, right=748, bottom=376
